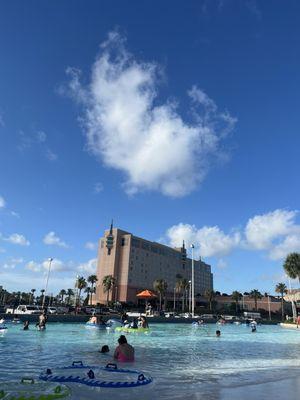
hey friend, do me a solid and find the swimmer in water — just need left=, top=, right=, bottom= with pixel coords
left=114, top=335, right=134, bottom=362
left=23, top=321, right=29, bottom=330
left=216, top=330, right=221, bottom=337
left=99, top=345, right=110, bottom=353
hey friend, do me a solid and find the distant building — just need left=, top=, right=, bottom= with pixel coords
left=215, top=294, right=289, bottom=314
left=95, top=224, right=213, bottom=304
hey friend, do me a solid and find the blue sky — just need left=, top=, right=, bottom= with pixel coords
left=1, top=0, right=300, bottom=295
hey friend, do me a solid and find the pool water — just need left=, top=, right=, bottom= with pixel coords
left=1, top=322, right=300, bottom=399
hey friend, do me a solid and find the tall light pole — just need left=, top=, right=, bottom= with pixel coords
left=173, top=287, right=176, bottom=311
left=190, top=244, right=195, bottom=317
left=42, top=257, right=53, bottom=309
left=188, top=280, right=192, bottom=313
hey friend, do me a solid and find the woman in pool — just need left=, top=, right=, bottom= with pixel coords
left=89, top=313, right=98, bottom=324
left=114, top=335, right=135, bottom=362
left=140, top=316, right=149, bottom=328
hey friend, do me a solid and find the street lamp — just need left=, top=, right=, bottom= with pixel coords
left=42, top=257, right=53, bottom=309
left=188, top=280, right=192, bottom=313
left=173, top=287, right=176, bottom=311
left=190, top=244, right=195, bottom=317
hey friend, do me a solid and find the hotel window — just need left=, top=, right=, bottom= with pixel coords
left=132, top=238, right=140, bottom=248
left=141, top=242, right=150, bottom=250
left=121, top=237, right=128, bottom=246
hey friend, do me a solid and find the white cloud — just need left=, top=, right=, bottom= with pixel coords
left=0, top=248, right=6, bottom=253
left=1, top=258, right=24, bottom=270
left=2, top=233, right=30, bottom=246
left=245, top=209, right=299, bottom=250
left=0, top=113, right=4, bottom=127
left=85, top=241, right=98, bottom=251
left=10, top=211, right=20, bottom=218
left=94, top=182, right=103, bottom=193
left=43, top=232, right=69, bottom=248
left=36, top=131, right=47, bottom=143
left=77, top=258, right=97, bottom=275
left=45, top=148, right=58, bottom=161
left=269, top=235, right=300, bottom=261
left=26, top=258, right=73, bottom=273
left=66, top=31, right=236, bottom=197
left=0, top=196, right=6, bottom=208
left=166, top=223, right=240, bottom=258
left=165, top=209, right=300, bottom=262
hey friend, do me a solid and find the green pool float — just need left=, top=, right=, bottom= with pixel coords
left=0, top=378, right=71, bottom=400
left=115, top=326, right=150, bottom=334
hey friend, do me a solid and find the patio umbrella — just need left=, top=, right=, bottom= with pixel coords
left=136, top=290, right=157, bottom=299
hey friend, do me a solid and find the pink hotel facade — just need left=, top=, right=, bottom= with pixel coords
left=95, top=225, right=213, bottom=304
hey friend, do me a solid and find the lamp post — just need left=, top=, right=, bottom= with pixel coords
left=188, top=280, right=192, bottom=313
left=190, top=244, right=195, bottom=317
left=42, top=257, right=53, bottom=309
left=173, top=287, right=176, bottom=311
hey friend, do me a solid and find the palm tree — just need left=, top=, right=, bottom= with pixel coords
left=231, top=291, right=242, bottom=314
left=249, top=289, right=262, bottom=311
left=66, top=289, right=74, bottom=305
left=76, top=277, right=87, bottom=305
left=204, top=289, right=215, bottom=311
left=153, top=279, right=168, bottom=311
left=102, top=275, right=116, bottom=305
left=87, top=274, right=98, bottom=305
left=275, top=283, right=287, bottom=321
left=84, top=287, right=91, bottom=306
left=59, top=289, right=67, bottom=303
left=176, top=278, right=189, bottom=311
left=284, top=253, right=300, bottom=283
left=31, top=289, right=36, bottom=304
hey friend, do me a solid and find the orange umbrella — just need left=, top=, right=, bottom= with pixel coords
left=136, top=289, right=157, bottom=299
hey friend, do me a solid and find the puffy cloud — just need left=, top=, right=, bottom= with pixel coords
left=77, top=258, right=97, bottom=275
left=165, top=209, right=300, bottom=262
left=245, top=209, right=299, bottom=250
left=269, top=235, right=300, bottom=261
left=66, top=31, right=236, bottom=197
left=1, top=258, right=24, bottom=270
left=0, top=195, right=6, bottom=208
left=26, top=258, right=73, bottom=273
left=85, top=242, right=98, bottom=251
left=2, top=233, right=30, bottom=246
left=43, top=232, right=69, bottom=248
left=166, top=223, right=240, bottom=258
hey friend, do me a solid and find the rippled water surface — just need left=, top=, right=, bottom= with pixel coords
left=0, top=322, right=300, bottom=399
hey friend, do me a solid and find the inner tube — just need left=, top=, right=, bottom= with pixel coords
left=115, top=327, right=150, bottom=334
left=85, top=323, right=106, bottom=330
left=0, top=379, right=70, bottom=399
left=39, top=362, right=152, bottom=389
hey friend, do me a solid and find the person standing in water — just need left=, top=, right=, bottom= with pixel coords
left=23, top=321, right=30, bottom=330
left=114, top=335, right=135, bottom=362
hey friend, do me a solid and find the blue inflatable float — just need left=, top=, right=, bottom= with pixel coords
left=39, top=361, right=152, bottom=389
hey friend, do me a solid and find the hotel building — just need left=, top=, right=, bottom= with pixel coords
left=95, top=224, right=213, bottom=304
